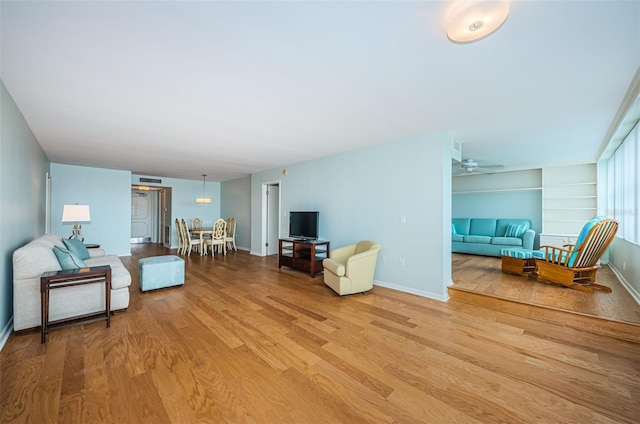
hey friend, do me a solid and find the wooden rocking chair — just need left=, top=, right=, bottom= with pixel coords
left=535, top=217, right=618, bottom=294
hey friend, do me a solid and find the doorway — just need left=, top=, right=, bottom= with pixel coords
left=130, top=186, right=172, bottom=247
left=262, top=182, right=280, bottom=256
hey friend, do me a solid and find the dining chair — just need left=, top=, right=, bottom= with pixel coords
left=192, top=217, right=210, bottom=241
left=175, top=218, right=185, bottom=255
left=191, top=217, right=203, bottom=230
left=181, top=218, right=205, bottom=256
left=225, top=217, right=237, bottom=252
left=204, top=218, right=226, bottom=257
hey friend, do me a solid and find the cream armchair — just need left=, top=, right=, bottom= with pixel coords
left=322, top=240, right=381, bottom=295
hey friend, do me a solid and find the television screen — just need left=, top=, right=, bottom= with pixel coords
left=289, top=211, right=319, bottom=240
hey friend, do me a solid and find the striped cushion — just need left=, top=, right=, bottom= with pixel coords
left=504, top=223, right=528, bottom=238
left=568, top=216, right=606, bottom=267
left=500, top=248, right=534, bottom=259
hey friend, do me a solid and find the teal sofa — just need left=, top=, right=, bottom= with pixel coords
left=452, top=218, right=535, bottom=257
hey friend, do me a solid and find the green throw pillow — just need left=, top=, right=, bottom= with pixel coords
left=53, top=246, right=87, bottom=270
left=63, top=238, right=91, bottom=260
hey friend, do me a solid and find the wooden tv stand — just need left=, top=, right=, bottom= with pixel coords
left=278, top=238, right=329, bottom=278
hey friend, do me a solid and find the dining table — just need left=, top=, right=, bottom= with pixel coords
left=189, top=228, right=212, bottom=256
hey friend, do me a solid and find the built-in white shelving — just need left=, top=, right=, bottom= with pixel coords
left=452, top=169, right=542, bottom=194
left=452, top=187, right=542, bottom=195
left=542, top=163, right=597, bottom=236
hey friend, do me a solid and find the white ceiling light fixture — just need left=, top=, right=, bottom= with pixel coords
left=196, top=174, right=212, bottom=204
left=447, top=0, right=510, bottom=43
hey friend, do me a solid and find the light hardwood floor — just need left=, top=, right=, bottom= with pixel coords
left=2, top=245, right=639, bottom=423
left=451, top=253, right=640, bottom=326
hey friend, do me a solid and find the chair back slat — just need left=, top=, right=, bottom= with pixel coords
left=573, top=219, right=618, bottom=268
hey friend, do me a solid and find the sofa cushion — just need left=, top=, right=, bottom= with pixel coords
left=63, top=238, right=91, bottom=260
left=452, top=218, right=470, bottom=235
left=452, top=234, right=464, bottom=242
left=491, top=237, right=523, bottom=246
left=469, top=219, right=498, bottom=237
left=463, top=235, right=492, bottom=244
left=504, top=223, right=529, bottom=238
left=85, top=255, right=132, bottom=290
left=53, top=246, right=87, bottom=270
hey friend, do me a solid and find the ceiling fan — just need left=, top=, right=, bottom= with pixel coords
left=454, top=159, right=505, bottom=175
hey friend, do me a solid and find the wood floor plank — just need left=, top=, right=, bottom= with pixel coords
left=452, top=253, right=640, bottom=324
left=2, top=244, right=639, bottom=423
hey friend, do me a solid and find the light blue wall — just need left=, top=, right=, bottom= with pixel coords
left=132, top=174, right=221, bottom=249
left=0, top=81, right=50, bottom=339
left=51, top=164, right=132, bottom=255
left=452, top=191, right=542, bottom=248
left=250, top=133, right=453, bottom=300
left=220, top=176, right=251, bottom=250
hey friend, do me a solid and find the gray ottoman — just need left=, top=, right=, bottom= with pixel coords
left=138, top=255, right=185, bottom=291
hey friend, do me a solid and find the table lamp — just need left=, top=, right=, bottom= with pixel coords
left=62, top=204, right=91, bottom=241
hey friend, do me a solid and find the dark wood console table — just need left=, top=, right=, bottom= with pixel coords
left=278, top=238, right=329, bottom=278
left=40, top=265, right=111, bottom=343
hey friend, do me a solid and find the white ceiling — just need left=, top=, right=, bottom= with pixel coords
left=1, top=1, right=639, bottom=181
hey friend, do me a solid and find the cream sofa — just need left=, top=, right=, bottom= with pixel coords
left=12, top=234, right=131, bottom=332
left=322, top=240, right=381, bottom=295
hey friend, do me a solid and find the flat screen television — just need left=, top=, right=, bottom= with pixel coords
left=289, top=211, right=319, bottom=240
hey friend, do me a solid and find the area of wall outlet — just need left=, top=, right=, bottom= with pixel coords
left=382, top=256, right=387, bottom=264
left=623, top=261, right=626, bottom=271
left=399, top=258, right=405, bottom=267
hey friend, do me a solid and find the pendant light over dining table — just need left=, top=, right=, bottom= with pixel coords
left=196, top=173, right=211, bottom=204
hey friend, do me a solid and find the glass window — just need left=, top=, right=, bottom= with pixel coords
left=608, top=121, right=640, bottom=245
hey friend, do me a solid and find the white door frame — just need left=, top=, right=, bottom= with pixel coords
left=261, top=180, right=281, bottom=256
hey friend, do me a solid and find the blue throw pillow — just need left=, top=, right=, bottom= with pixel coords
left=63, top=238, right=91, bottom=260
left=451, top=223, right=457, bottom=234
left=504, top=223, right=528, bottom=238
left=53, top=246, right=87, bottom=270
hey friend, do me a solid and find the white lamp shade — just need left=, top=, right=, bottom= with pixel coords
left=62, top=204, right=91, bottom=222
left=447, top=0, right=510, bottom=43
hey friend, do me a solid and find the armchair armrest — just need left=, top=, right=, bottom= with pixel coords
left=539, top=245, right=576, bottom=266
left=522, top=229, right=535, bottom=250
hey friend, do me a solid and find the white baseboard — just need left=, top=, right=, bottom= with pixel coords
left=374, top=279, right=449, bottom=302
left=0, top=317, right=13, bottom=353
left=609, top=264, right=640, bottom=305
